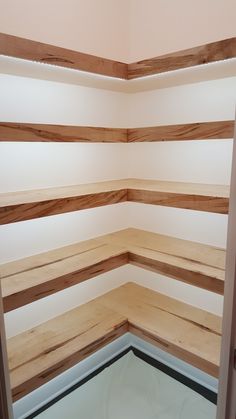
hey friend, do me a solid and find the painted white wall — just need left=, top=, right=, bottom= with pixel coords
left=0, top=73, right=129, bottom=192
left=0, top=74, right=128, bottom=127
left=128, top=77, right=236, bottom=126
left=0, top=142, right=128, bottom=192
left=128, top=0, right=236, bottom=61
left=127, top=203, right=228, bottom=248
left=0, top=0, right=235, bottom=63
left=0, top=0, right=128, bottom=62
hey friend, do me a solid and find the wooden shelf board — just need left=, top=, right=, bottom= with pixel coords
left=127, top=37, right=236, bottom=79
left=127, top=179, right=229, bottom=197
left=100, top=283, right=222, bottom=376
left=0, top=33, right=128, bottom=79
left=0, top=123, right=127, bottom=143
left=127, top=178, right=229, bottom=214
left=0, top=180, right=129, bottom=206
left=1, top=238, right=128, bottom=312
left=8, top=297, right=128, bottom=401
left=105, top=228, right=225, bottom=294
left=0, top=121, right=234, bottom=143
left=1, top=33, right=235, bottom=80
left=0, top=180, right=128, bottom=225
left=1, top=228, right=225, bottom=312
left=7, top=282, right=221, bottom=401
left=0, top=179, right=229, bottom=225
left=128, top=121, right=234, bottom=142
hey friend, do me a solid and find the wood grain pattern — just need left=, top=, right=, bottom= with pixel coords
left=128, top=37, right=236, bottom=79
left=0, top=123, right=127, bottom=143
left=101, top=283, right=222, bottom=377
left=1, top=121, right=234, bottom=143
left=8, top=299, right=128, bottom=401
left=105, top=228, right=225, bottom=295
left=0, top=33, right=127, bottom=79
left=0, top=179, right=229, bottom=225
left=129, top=252, right=224, bottom=294
left=127, top=178, right=229, bottom=215
left=1, top=238, right=128, bottom=312
left=128, top=121, right=235, bottom=142
left=0, top=189, right=127, bottom=224
left=0, top=285, right=13, bottom=418
left=7, top=282, right=221, bottom=400
left=0, top=228, right=225, bottom=312
left=1, top=33, right=235, bottom=80
left=128, top=189, right=229, bottom=214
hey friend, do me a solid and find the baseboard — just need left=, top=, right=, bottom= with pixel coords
left=129, top=334, right=218, bottom=393
left=13, top=332, right=218, bottom=419
left=13, top=333, right=131, bottom=419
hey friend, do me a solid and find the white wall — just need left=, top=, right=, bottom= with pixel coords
left=128, top=0, right=236, bottom=61
left=0, top=74, right=129, bottom=193
left=0, top=74, right=128, bottom=126
left=1, top=70, right=235, bottom=336
left=1, top=0, right=235, bottom=63
left=0, top=0, right=128, bottom=62
left=127, top=77, right=236, bottom=185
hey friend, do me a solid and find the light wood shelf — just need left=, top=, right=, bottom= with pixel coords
left=128, top=121, right=234, bottom=142
left=0, top=123, right=127, bottom=143
left=1, top=237, right=128, bottom=312
left=1, top=33, right=236, bottom=79
left=127, top=178, right=229, bottom=213
left=105, top=228, right=225, bottom=295
left=128, top=38, right=236, bottom=79
left=0, top=33, right=128, bottom=79
left=7, top=282, right=222, bottom=401
left=0, top=31, right=233, bottom=408
left=0, top=121, right=234, bottom=143
left=100, top=283, right=222, bottom=377
left=0, top=178, right=229, bottom=225
left=0, top=179, right=128, bottom=225
left=1, top=228, right=225, bottom=312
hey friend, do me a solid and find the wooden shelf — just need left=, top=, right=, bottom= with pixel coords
left=0, top=123, right=127, bottom=143
left=0, top=121, right=234, bottom=143
left=0, top=180, right=128, bottom=225
left=127, top=178, right=229, bottom=213
left=1, top=33, right=235, bottom=79
left=0, top=33, right=128, bottom=79
left=105, top=228, right=225, bottom=295
left=1, top=236, right=128, bottom=312
left=0, top=179, right=229, bottom=225
left=7, top=282, right=222, bottom=401
left=100, top=283, right=222, bottom=377
left=1, top=228, right=225, bottom=312
left=128, top=121, right=234, bottom=142
left=128, top=37, right=236, bottom=79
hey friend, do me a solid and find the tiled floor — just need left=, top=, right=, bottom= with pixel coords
left=37, top=352, right=216, bottom=419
